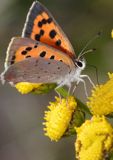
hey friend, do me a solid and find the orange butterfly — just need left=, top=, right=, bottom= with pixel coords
left=1, top=1, right=93, bottom=94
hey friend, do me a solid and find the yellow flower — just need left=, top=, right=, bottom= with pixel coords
left=87, top=73, right=113, bottom=115
left=15, top=82, right=42, bottom=94
left=75, top=116, right=113, bottom=160
left=43, top=96, right=77, bottom=141
left=15, top=82, right=56, bottom=94
left=108, top=72, right=113, bottom=79
left=111, top=29, right=113, bottom=38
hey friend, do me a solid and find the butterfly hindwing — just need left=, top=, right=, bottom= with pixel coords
left=3, top=57, right=71, bottom=84
left=22, top=1, right=75, bottom=58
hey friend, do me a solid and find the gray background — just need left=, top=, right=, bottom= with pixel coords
left=0, top=0, right=113, bottom=159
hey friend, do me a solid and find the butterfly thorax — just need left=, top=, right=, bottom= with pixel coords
left=57, top=58, right=86, bottom=87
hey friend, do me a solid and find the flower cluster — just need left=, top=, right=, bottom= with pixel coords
left=14, top=73, right=113, bottom=160
left=43, top=76, right=113, bottom=159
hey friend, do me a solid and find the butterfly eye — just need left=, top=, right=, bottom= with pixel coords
left=75, top=59, right=86, bottom=70
left=76, top=61, right=83, bottom=68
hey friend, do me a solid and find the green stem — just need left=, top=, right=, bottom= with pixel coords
left=107, top=113, right=113, bottom=118
left=109, top=151, right=113, bottom=160
left=77, top=99, right=91, bottom=116
left=56, top=87, right=69, bottom=98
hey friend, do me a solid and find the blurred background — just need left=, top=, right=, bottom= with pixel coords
left=0, top=0, right=113, bottom=160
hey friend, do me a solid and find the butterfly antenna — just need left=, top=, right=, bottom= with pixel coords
left=78, top=31, right=102, bottom=59
left=78, top=48, right=96, bottom=58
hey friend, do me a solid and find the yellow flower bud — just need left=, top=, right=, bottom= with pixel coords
left=15, top=82, right=42, bottom=94
left=15, top=82, right=56, bottom=94
left=87, top=73, right=113, bottom=115
left=43, top=96, right=77, bottom=141
left=108, top=72, right=113, bottom=79
left=111, top=29, right=113, bottom=38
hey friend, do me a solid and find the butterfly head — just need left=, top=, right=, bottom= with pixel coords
left=74, top=48, right=96, bottom=71
left=74, top=57, right=86, bottom=70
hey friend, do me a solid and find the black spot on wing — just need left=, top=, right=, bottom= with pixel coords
left=34, top=45, right=38, bottom=48
left=35, top=29, right=44, bottom=41
left=42, top=18, right=46, bottom=24
left=49, top=29, right=57, bottom=39
left=38, top=18, right=52, bottom=28
left=58, top=67, right=60, bottom=70
left=35, top=34, right=41, bottom=41
left=56, top=39, right=61, bottom=46
left=40, top=51, right=46, bottom=57
left=38, top=21, right=42, bottom=27
left=26, top=47, right=32, bottom=51
left=47, top=18, right=52, bottom=24
left=26, top=55, right=31, bottom=58
left=21, top=50, right=27, bottom=55
left=12, top=55, right=16, bottom=60
left=40, top=29, right=44, bottom=36
left=11, top=55, right=16, bottom=64
left=50, top=55, right=55, bottom=59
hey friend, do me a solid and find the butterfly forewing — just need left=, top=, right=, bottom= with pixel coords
left=22, top=1, right=75, bottom=58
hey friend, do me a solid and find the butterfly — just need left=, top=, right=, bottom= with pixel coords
left=1, top=1, right=93, bottom=93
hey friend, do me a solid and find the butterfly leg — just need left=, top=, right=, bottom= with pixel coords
left=63, top=84, right=72, bottom=105
left=55, top=87, right=61, bottom=100
left=80, top=75, right=95, bottom=88
left=79, top=78, right=88, bottom=97
left=55, top=83, right=64, bottom=100
left=68, top=84, right=72, bottom=96
left=55, top=82, right=70, bottom=103
left=72, top=83, right=77, bottom=95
